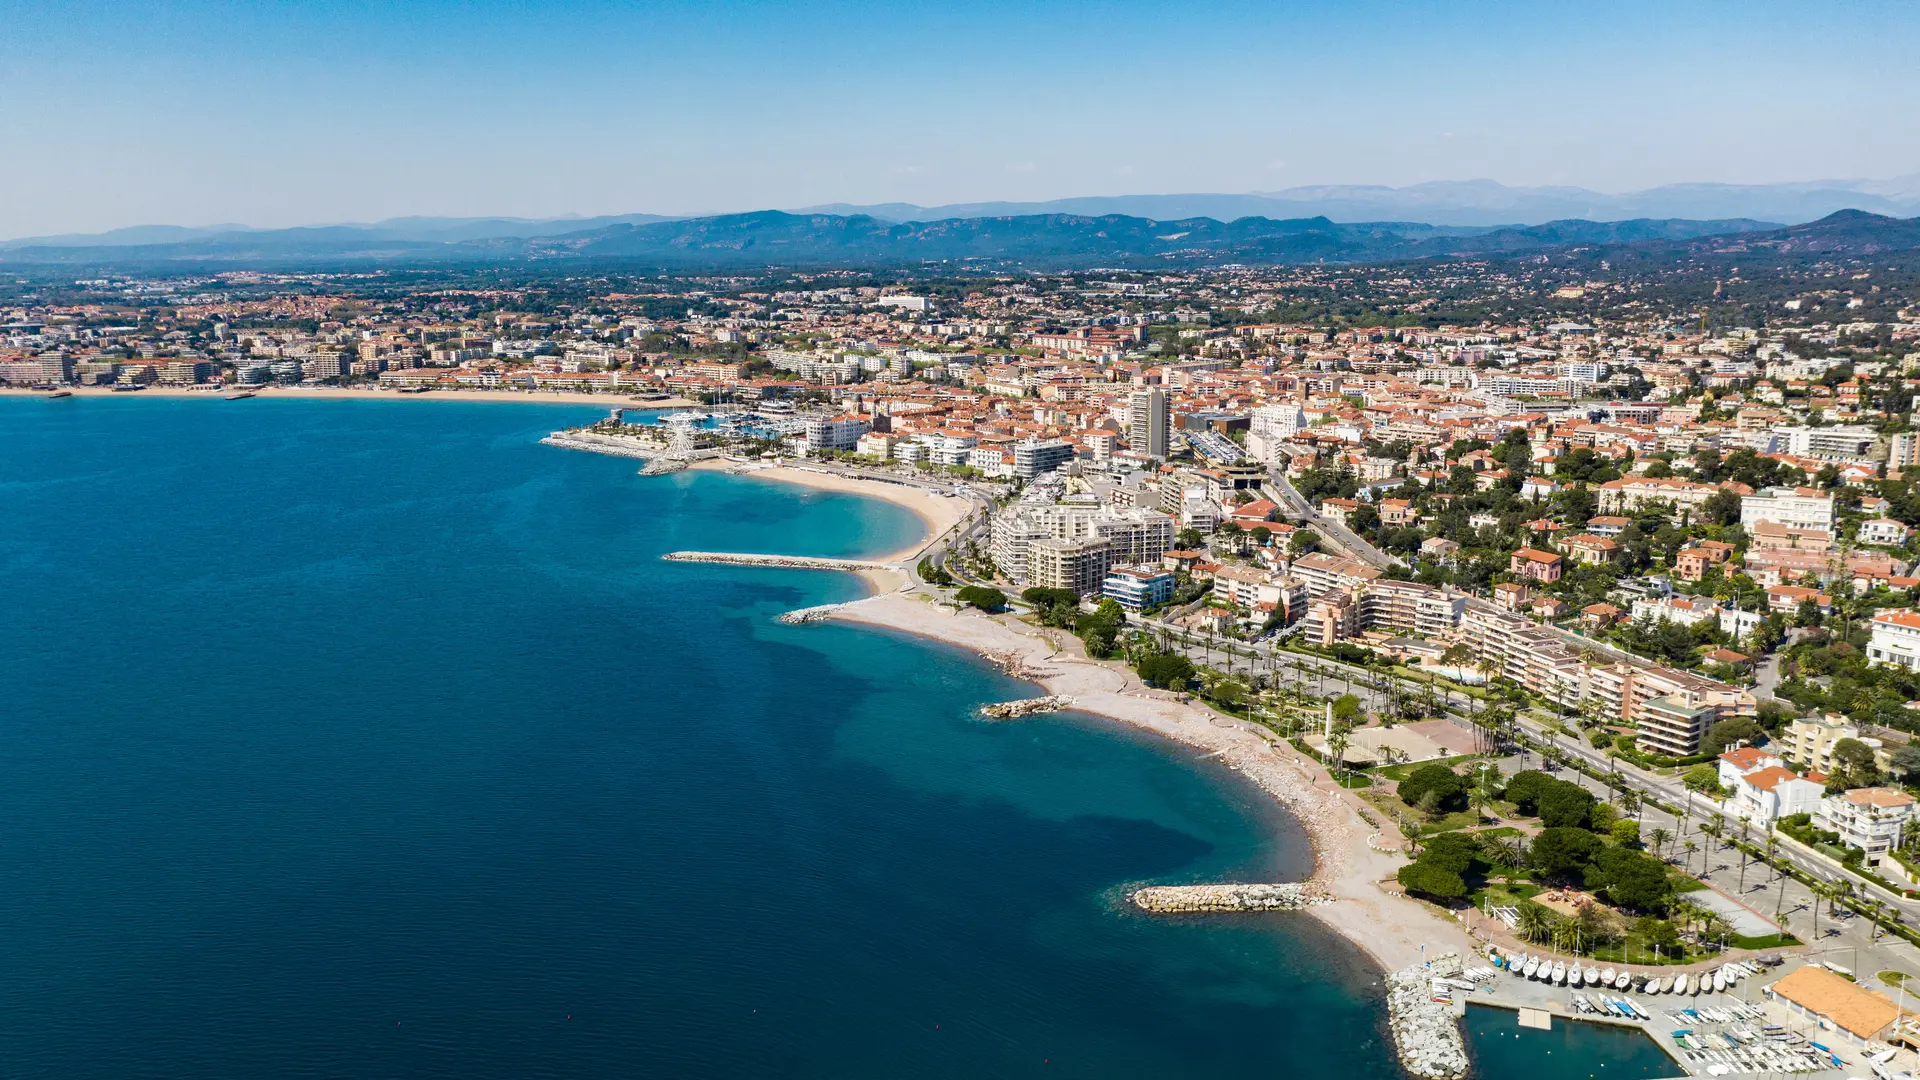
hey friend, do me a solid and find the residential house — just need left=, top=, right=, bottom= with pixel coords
left=1815, top=788, right=1918, bottom=863
left=1509, top=548, right=1563, bottom=583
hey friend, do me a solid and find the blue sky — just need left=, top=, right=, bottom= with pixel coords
left=1, top=0, right=1917, bottom=236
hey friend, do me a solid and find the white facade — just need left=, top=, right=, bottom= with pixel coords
left=1740, top=487, right=1836, bottom=533
left=1868, top=609, right=1920, bottom=670
left=1816, top=789, right=1918, bottom=861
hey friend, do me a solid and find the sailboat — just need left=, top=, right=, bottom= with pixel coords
left=1601, top=967, right=1616, bottom=987
left=1523, top=956, right=1540, bottom=979
left=1553, top=961, right=1568, bottom=985
left=1586, top=966, right=1600, bottom=985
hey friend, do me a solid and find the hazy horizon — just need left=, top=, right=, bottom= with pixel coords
left=4, top=0, right=1917, bottom=239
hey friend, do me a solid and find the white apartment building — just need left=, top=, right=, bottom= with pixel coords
left=1715, top=747, right=1825, bottom=826
left=989, top=505, right=1173, bottom=587
left=1741, top=486, right=1836, bottom=533
left=1868, top=608, right=1920, bottom=670
left=1815, top=788, right=1917, bottom=862
left=1778, top=426, right=1877, bottom=461
left=802, top=415, right=870, bottom=454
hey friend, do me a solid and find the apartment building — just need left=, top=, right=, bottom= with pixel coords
left=1102, top=566, right=1175, bottom=611
left=1741, top=486, right=1836, bottom=533
left=1289, top=552, right=1383, bottom=598
left=1780, top=714, right=1892, bottom=774
left=1868, top=609, right=1920, bottom=670
left=1815, top=788, right=1917, bottom=863
left=1012, top=438, right=1075, bottom=479
left=990, top=504, right=1173, bottom=588
left=1029, top=536, right=1113, bottom=598
left=1596, top=476, right=1743, bottom=514
left=1357, top=580, right=1464, bottom=639
left=1128, top=387, right=1170, bottom=459
left=803, top=415, right=870, bottom=453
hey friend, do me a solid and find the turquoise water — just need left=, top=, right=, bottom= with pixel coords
left=0, top=397, right=1670, bottom=1078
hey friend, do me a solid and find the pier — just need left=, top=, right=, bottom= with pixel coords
left=664, top=551, right=898, bottom=572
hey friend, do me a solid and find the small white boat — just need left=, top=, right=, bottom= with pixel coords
left=1616, top=969, right=1632, bottom=989
left=1586, top=966, right=1600, bottom=985
left=1713, top=970, right=1727, bottom=993
left=1553, top=961, right=1568, bottom=985
left=1649, top=976, right=1668, bottom=994
left=1570, top=966, right=1585, bottom=987
left=1524, top=957, right=1540, bottom=979
left=1674, top=973, right=1690, bottom=995
left=1601, top=967, right=1616, bottom=987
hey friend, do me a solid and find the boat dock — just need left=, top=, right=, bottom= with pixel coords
left=664, top=551, right=897, bottom=572
left=1438, top=957, right=1853, bottom=1078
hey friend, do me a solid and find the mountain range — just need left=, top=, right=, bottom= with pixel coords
left=798, top=177, right=1920, bottom=228
left=2, top=206, right=1918, bottom=271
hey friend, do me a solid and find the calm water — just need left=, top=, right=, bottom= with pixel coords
left=1464, top=1005, right=1679, bottom=1079
left=0, top=397, right=1668, bottom=1078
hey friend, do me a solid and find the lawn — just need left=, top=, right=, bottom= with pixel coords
left=1372, top=754, right=1490, bottom=783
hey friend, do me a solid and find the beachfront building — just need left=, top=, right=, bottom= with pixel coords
left=1102, top=566, right=1174, bottom=611
left=803, top=415, right=870, bottom=454
left=990, top=504, right=1174, bottom=589
left=1029, top=536, right=1112, bottom=598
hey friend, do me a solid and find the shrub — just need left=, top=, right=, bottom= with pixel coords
left=955, top=586, right=1007, bottom=611
left=1136, top=652, right=1196, bottom=690
left=1397, top=861, right=1466, bottom=900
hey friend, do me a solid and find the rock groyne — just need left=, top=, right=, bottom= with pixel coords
left=979, top=695, right=1074, bottom=719
left=664, top=551, right=895, bottom=572
left=1385, top=961, right=1470, bottom=1080
left=1129, top=883, right=1321, bottom=912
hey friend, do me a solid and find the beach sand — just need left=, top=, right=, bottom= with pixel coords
left=0, top=386, right=700, bottom=408
left=829, top=590, right=1475, bottom=972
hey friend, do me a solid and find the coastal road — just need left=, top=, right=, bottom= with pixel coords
left=1264, top=470, right=1402, bottom=570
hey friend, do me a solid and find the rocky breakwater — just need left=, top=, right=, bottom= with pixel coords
left=1129, top=882, right=1323, bottom=912
left=979, top=695, right=1074, bottom=719
left=1384, top=961, right=1469, bottom=1080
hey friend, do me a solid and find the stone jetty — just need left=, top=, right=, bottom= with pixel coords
left=1385, top=961, right=1470, bottom=1080
left=540, top=431, right=664, bottom=459
left=664, top=551, right=895, bottom=572
left=777, top=600, right=871, bottom=625
left=979, top=695, right=1074, bottom=719
left=1129, top=882, right=1321, bottom=912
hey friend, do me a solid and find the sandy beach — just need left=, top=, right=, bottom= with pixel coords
left=0, top=386, right=700, bottom=408
left=829, top=589, right=1475, bottom=972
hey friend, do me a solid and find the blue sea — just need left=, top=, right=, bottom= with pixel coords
left=0, top=397, right=1673, bottom=1078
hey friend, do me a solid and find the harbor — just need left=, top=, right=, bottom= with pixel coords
left=1422, top=948, right=1893, bottom=1079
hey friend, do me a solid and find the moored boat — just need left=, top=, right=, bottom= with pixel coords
left=1553, top=961, right=1567, bottom=985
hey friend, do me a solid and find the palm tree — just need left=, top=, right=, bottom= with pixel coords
left=1684, top=840, right=1700, bottom=876
left=1516, top=903, right=1554, bottom=945
left=1810, top=881, right=1830, bottom=940
left=1649, top=826, right=1672, bottom=861
left=1397, top=815, right=1423, bottom=856
left=1736, top=820, right=1752, bottom=892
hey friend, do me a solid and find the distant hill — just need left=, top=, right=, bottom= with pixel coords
left=0, top=210, right=1796, bottom=269
left=799, top=176, right=1920, bottom=228
left=0, top=213, right=678, bottom=252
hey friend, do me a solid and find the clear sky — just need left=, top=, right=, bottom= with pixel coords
left=2, top=0, right=1917, bottom=237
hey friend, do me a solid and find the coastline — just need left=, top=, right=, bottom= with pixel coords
left=825, top=588, right=1476, bottom=974
left=687, top=459, right=973, bottom=576
left=0, top=386, right=701, bottom=408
